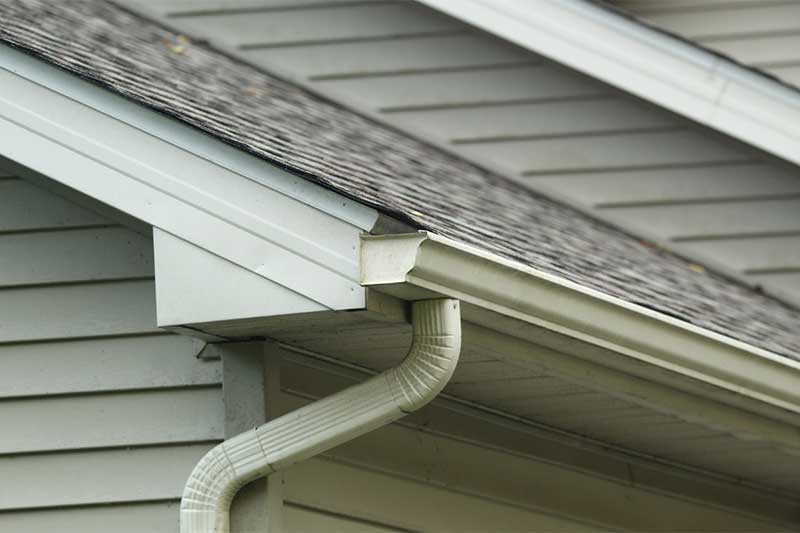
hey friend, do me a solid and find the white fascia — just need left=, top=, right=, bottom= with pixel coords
left=361, top=232, right=800, bottom=452
left=418, top=0, right=800, bottom=167
left=0, top=42, right=378, bottom=315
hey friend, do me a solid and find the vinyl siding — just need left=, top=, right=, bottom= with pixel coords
left=615, top=0, right=800, bottom=86
left=118, top=0, right=800, bottom=302
left=0, top=174, right=223, bottom=531
left=275, top=351, right=794, bottom=531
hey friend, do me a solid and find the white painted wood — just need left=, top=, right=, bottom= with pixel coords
left=0, top=502, right=181, bottom=533
left=171, top=2, right=460, bottom=48
left=0, top=179, right=108, bottom=232
left=0, top=388, right=224, bottom=455
left=0, top=226, right=153, bottom=287
left=0, top=334, right=219, bottom=398
left=153, top=229, right=324, bottom=328
left=0, top=280, right=160, bottom=344
left=0, top=444, right=215, bottom=511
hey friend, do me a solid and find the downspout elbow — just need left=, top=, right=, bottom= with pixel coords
left=180, top=298, right=461, bottom=533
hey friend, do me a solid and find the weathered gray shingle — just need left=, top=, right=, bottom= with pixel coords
left=1, top=0, right=799, bottom=359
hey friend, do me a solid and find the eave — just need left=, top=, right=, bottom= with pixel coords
left=0, top=42, right=378, bottom=327
left=418, top=0, right=800, bottom=168
left=361, top=232, right=800, bottom=454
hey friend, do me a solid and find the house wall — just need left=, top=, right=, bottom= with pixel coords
left=0, top=173, right=223, bottom=532
left=0, top=171, right=788, bottom=531
left=120, top=0, right=800, bottom=303
left=274, top=349, right=792, bottom=532
left=0, top=173, right=603, bottom=532
left=616, top=0, right=800, bottom=87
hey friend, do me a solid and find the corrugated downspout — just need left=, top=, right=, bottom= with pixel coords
left=180, top=298, right=462, bottom=533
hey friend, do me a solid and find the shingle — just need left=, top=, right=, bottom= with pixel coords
left=0, top=0, right=798, bottom=360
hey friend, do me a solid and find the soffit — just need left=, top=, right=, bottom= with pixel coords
left=200, top=302, right=800, bottom=518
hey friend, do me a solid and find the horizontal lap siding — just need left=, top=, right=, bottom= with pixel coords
left=0, top=502, right=180, bottom=533
left=616, top=0, right=800, bottom=87
left=116, top=0, right=800, bottom=301
left=0, top=175, right=223, bottom=530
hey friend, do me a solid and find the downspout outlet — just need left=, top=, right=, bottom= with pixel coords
left=180, top=298, right=461, bottom=533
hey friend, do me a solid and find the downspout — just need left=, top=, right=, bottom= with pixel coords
left=180, top=298, right=462, bottom=533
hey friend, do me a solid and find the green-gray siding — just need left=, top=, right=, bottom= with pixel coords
left=616, top=0, right=800, bottom=87
left=0, top=174, right=223, bottom=531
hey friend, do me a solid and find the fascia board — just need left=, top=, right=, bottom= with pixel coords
left=0, top=43, right=374, bottom=311
left=417, top=0, right=800, bottom=167
left=361, top=232, right=800, bottom=429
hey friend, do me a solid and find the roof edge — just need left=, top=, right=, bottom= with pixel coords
left=361, top=232, right=800, bottom=433
left=0, top=42, right=373, bottom=310
left=418, top=0, right=800, bottom=168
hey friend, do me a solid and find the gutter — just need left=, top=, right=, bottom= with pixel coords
left=417, top=0, right=800, bottom=168
left=180, top=298, right=461, bottom=532
left=361, top=232, right=800, bottom=452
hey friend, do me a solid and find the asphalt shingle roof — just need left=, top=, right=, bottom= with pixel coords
left=1, top=0, right=799, bottom=360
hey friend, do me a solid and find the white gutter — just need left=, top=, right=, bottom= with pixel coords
left=180, top=298, right=461, bottom=532
left=417, top=0, right=800, bottom=167
left=361, top=232, right=800, bottom=452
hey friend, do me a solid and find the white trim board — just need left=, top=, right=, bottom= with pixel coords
left=0, top=43, right=375, bottom=314
left=418, top=0, right=800, bottom=167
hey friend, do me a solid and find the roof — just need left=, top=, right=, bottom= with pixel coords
left=0, top=0, right=799, bottom=360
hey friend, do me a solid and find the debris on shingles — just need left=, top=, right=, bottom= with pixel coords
left=242, top=85, right=270, bottom=98
left=1, top=0, right=799, bottom=360
left=164, top=34, right=189, bottom=55
left=689, top=264, right=706, bottom=274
